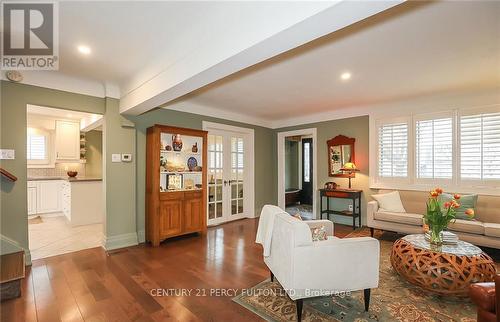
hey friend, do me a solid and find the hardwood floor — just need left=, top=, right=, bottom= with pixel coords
left=1, top=219, right=354, bottom=322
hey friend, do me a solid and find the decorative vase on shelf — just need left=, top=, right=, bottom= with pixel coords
left=192, top=142, right=198, bottom=153
left=423, top=187, right=474, bottom=246
left=172, top=134, right=183, bottom=151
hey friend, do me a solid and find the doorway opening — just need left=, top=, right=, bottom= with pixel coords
left=202, top=122, right=255, bottom=226
left=26, top=104, right=104, bottom=260
left=278, top=128, right=317, bottom=219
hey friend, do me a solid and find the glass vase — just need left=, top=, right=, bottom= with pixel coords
left=429, top=226, right=443, bottom=245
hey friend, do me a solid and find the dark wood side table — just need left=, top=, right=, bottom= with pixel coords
left=319, top=188, right=362, bottom=230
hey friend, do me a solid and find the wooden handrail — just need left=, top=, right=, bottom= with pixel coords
left=0, top=168, right=17, bottom=182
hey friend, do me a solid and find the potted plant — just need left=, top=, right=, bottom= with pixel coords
left=423, top=188, right=474, bottom=245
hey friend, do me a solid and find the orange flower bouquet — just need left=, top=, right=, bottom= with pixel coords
left=424, top=188, right=474, bottom=245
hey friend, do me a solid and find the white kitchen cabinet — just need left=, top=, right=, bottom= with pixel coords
left=27, top=186, right=37, bottom=215
left=55, top=120, right=80, bottom=160
left=35, top=181, right=61, bottom=214
left=61, top=181, right=71, bottom=221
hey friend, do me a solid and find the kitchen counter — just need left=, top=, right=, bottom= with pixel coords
left=28, top=176, right=102, bottom=182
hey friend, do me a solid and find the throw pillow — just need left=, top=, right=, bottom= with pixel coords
left=310, top=226, right=328, bottom=241
left=371, top=191, right=406, bottom=213
left=292, top=213, right=303, bottom=221
left=439, top=193, right=478, bottom=220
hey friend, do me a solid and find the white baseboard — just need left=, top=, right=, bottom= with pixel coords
left=137, top=229, right=145, bottom=243
left=103, top=232, right=138, bottom=251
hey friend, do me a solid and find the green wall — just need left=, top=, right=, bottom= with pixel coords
left=128, top=108, right=277, bottom=241
left=285, top=140, right=299, bottom=190
left=85, top=130, right=102, bottom=177
left=103, top=98, right=137, bottom=244
left=276, top=116, right=371, bottom=225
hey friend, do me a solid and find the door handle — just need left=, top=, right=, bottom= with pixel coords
left=223, top=180, right=228, bottom=186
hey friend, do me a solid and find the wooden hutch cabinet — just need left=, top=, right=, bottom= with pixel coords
left=146, top=125, right=207, bottom=246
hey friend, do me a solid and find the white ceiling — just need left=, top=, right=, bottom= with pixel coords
left=168, top=1, right=500, bottom=126
left=55, top=1, right=334, bottom=94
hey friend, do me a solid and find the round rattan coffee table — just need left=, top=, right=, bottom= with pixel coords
left=390, top=234, right=496, bottom=296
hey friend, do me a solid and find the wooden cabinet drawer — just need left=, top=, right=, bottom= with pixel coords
left=325, top=191, right=350, bottom=198
left=184, top=190, right=202, bottom=199
left=160, top=191, right=184, bottom=200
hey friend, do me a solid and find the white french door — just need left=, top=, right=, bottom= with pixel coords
left=204, top=123, right=254, bottom=226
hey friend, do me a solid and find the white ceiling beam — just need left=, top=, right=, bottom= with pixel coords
left=120, top=0, right=405, bottom=116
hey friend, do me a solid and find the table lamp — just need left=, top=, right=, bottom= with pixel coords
left=340, top=162, right=359, bottom=189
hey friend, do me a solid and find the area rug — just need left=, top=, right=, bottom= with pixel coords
left=233, top=228, right=480, bottom=321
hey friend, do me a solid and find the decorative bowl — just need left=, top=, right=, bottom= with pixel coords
left=67, top=171, right=78, bottom=177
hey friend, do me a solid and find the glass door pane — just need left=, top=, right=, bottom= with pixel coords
left=208, top=135, right=224, bottom=220
left=231, top=137, right=244, bottom=215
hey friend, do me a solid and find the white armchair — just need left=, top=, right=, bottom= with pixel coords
left=259, top=208, right=380, bottom=321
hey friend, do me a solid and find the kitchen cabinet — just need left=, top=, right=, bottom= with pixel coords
left=36, top=181, right=61, bottom=213
left=55, top=120, right=80, bottom=160
left=27, top=184, right=37, bottom=215
left=27, top=179, right=103, bottom=225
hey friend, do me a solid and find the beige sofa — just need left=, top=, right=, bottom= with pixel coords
left=367, top=190, right=500, bottom=249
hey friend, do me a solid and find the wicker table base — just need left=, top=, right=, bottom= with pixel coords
left=390, top=237, right=496, bottom=296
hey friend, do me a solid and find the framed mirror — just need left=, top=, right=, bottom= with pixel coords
left=327, top=135, right=355, bottom=177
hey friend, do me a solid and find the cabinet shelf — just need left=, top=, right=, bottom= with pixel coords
left=160, top=150, right=201, bottom=155
left=160, top=171, right=203, bottom=175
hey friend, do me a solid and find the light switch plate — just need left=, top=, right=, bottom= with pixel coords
left=111, top=154, right=121, bottom=163
left=121, top=153, right=132, bottom=162
left=0, top=149, right=15, bottom=160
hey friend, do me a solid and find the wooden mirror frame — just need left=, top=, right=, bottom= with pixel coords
left=327, top=135, right=355, bottom=177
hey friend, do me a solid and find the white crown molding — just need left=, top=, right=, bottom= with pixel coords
left=165, top=101, right=274, bottom=128
left=103, top=232, right=138, bottom=251
left=0, top=71, right=120, bottom=99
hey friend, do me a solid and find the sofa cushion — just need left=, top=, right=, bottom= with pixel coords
left=484, top=223, right=500, bottom=238
left=439, top=193, right=478, bottom=220
left=448, top=219, right=484, bottom=235
left=374, top=211, right=423, bottom=226
left=372, top=191, right=406, bottom=213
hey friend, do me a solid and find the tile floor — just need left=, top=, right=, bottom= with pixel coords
left=28, top=214, right=103, bottom=260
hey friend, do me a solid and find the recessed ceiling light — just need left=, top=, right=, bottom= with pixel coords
left=340, top=72, right=352, bottom=81
left=77, top=45, right=91, bottom=55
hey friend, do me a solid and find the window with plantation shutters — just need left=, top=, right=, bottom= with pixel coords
left=378, top=122, right=408, bottom=178
left=27, top=134, right=47, bottom=161
left=460, top=112, right=500, bottom=180
left=416, top=117, right=453, bottom=179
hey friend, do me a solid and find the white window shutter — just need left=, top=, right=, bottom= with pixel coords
left=461, top=112, right=500, bottom=180
left=416, top=117, right=453, bottom=179
left=27, top=134, right=47, bottom=160
left=378, top=123, right=408, bottom=178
